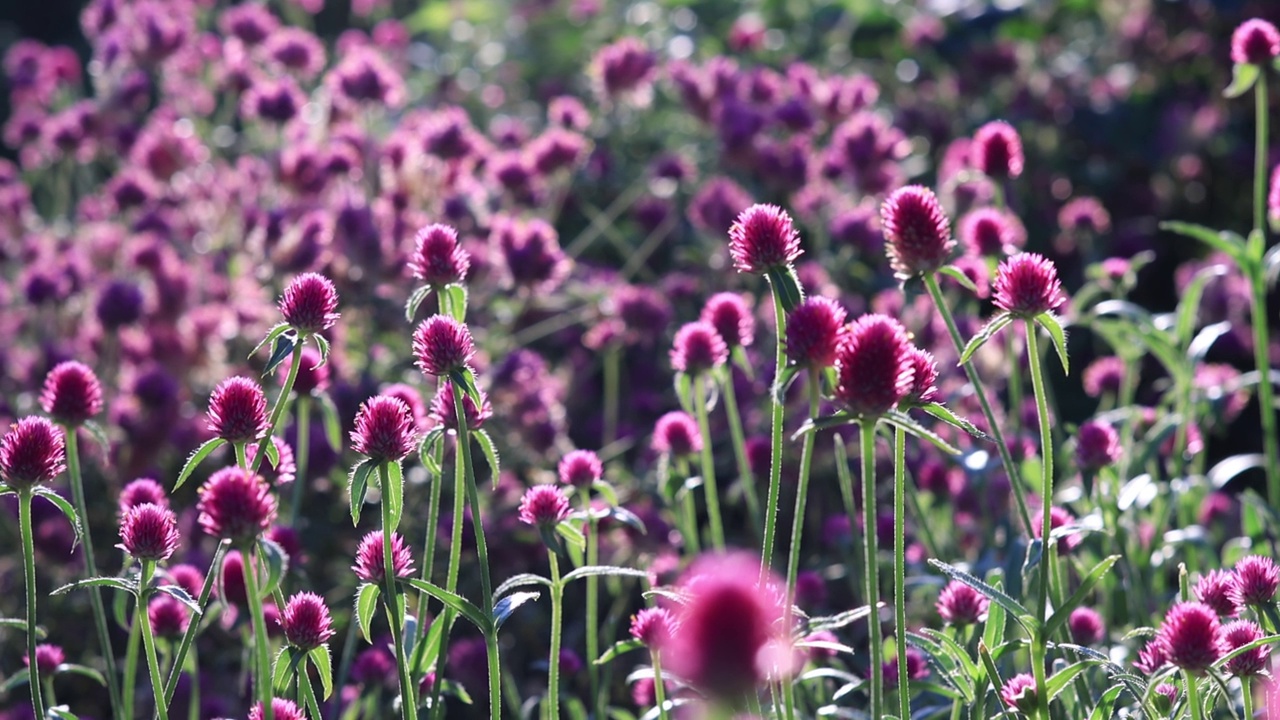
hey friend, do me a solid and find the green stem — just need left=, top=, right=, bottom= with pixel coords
left=1185, top=670, right=1205, bottom=720
left=893, top=426, right=911, bottom=720
left=675, top=457, right=700, bottom=554
left=429, top=404, right=470, bottom=720
left=1243, top=675, right=1254, bottom=720
left=650, top=651, right=670, bottom=720
left=721, top=366, right=761, bottom=533
left=164, top=541, right=230, bottom=705
left=329, top=613, right=360, bottom=720
left=603, top=344, right=620, bottom=448
left=785, top=372, right=821, bottom=596
left=138, top=562, right=170, bottom=720
left=242, top=543, right=275, bottom=720
left=922, top=273, right=1035, bottom=536
left=248, top=341, right=304, bottom=476
left=547, top=550, right=563, bottom=720
left=123, top=599, right=141, bottom=720
left=417, top=381, right=445, bottom=631
left=693, top=374, right=725, bottom=550
left=236, top=442, right=249, bottom=472
left=379, top=463, right=418, bottom=720
left=1025, top=324, right=1055, bottom=631
left=860, top=422, right=883, bottom=720
left=19, top=490, right=45, bottom=720
left=582, top=491, right=602, bottom=720
left=187, top=647, right=200, bottom=720
left=1256, top=77, right=1269, bottom=237
left=761, top=288, right=788, bottom=574
left=298, top=665, right=323, bottom=720
left=288, top=396, right=311, bottom=526
left=64, top=431, right=124, bottom=718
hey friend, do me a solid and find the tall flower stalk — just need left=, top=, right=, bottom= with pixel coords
left=518, top=484, right=573, bottom=719
left=672, top=321, right=730, bottom=550
left=702, top=292, right=762, bottom=530
left=558, top=449, right=606, bottom=719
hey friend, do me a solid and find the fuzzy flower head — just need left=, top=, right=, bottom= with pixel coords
left=206, top=376, right=268, bottom=444
left=960, top=207, right=1023, bottom=257
left=40, top=361, right=103, bottom=427
left=1075, top=420, right=1121, bottom=471
left=196, top=467, right=277, bottom=544
left=24, top=644, right=64, bottom=675
left=834, top=314, right=915, bottom=417
left=728, top=203, right=803, bottom=275
left=1232, top=555, right=1280, bottom=607
left=993, top=253, right=1066, bottom=318
left=280, top=591, right=335, bottom=650
left=351, top=395, right=417, bottom=463
left=881, top=185, right=955, bottom=278
left=1232, top=19, right=1280, bottom=66
left=413, top=315, right=476, bottom=377
left=700, top=293, right=755, bottom=349
left=1195, top=570, right=1241, bottom=618
left=148, top=596, right=190, bottom=639
left=631, top=606, right=675, bottom=650
left=786, top=297, right=847, bottom=368
left=937, top=581, right=989, bottom=626
left=119, top=478, right=168, bottom=515
left=1000, top=673, right=1037, bottom=715
left=0, top=416, right=66, bottom=490
left=902, top=346, right=940, bottom=406
left=972, top=121, right=1024, bottom=179
left=249, top=699, right=306, bottom=720
left=1068, top=607, right=1105, bottom=645
left=1033, top=506, right=1083, bottom=553
left=1221, top=620, right=1268, bottom=676
left=518, top=484, right=571, bottom=528
left=280, top=272, right=339, bottom=334
left=352, top=530, right=414, bottom=583
left=652, top=411, right=701, bottom=458
left=428, top=381, right=492, bottom=431
left=558, top=449, right=603, bottom=489
left=1156, top=602, right=1223, bottom=674
left=119, top=502, right=180, bottom=561
left=670, top=321, right=729, bottom=375
left=410, top=223, right=470, bottom=287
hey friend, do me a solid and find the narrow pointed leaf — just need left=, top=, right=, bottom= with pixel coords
left=767, top=266, right=805, bottom=313
left=561, top=566, right=649, bottom=585
left=492, top=590, right=541, bottom=629
left=555, top=522, right=587, bottom=551
left=939, top=264, right=978, bottom=293
left=1225, top=62, right=1261, bottom=98
left=32, top=486, right=83, bottom=549
left=175, top=438, right=226, bottom=491
left=441, top=284, right=469, bottom=323
left=255, top=537, right=289, bottom=600
left=929, top=559, right=1034, bottom=632
left=263, top=333, right=298, bottom=376
left=384, top=461, right=404, bottom=534
left=418, top=429, right=445, bottom=479
left=272, top=646, right=303, bottom=695
left=348, top=460, right=373, bottom=527
left=1160, top=221, right=1247, bottom=265
left=405, top=285, right=433, bottom=323
left=449, top=368, right=483, bottom=409
left=250, top=323, right=291, bottom=360
left=311, top=334, right=331, bottom=366
left=960, top=313, right=1012, bottom=364
left=492, top=574, right=553, bottom=603
left=52, top=576, right=138, bottom=597
left=412, top=613, right=445, bottom=675
left=474, top=429, right=501, bottom=476
left=355, top=583, right=380, bottom=644
left=604, top=505, right=647, bottom=534
left=919, top=403, right=989, bottom=440
left=1087, top=684, right=1127, bottom=720
left=595, top=638, right=644, bottom=665
left=154, top=585, right=203, bottom=616
left=318, top=393, right=342, bottom=450
left=53, top=663, right=106, bottom=686
left=399, top=578, right=489, bottom=633
left=806, top=604, right=876, bottom=634
left=82, top=421, right=111, bottom=457
left=1036, top=312, right=1070, bottom=375
left=264, top=440, right=280, bottom=468
left=884, top=411, right=961, bottom=455
left=591, top=480, right=619, bottom=507
left=309, top=645, right=333, bottom=700
left=0, top=668, right=29, bottom=694
left=1045, top=661, right=1099, bottom=702
left=1045, top=555, right=1120, bottom=640
left=1175, top=265, right=1229, bottom=349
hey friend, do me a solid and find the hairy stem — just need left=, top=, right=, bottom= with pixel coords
left=248, top=341, right=304, bottom=476
left=721, top=364, right=761, bottom=533
left=761, top=289, right=788, bottom=575
left=693, top=373, right=725, bottom=550
left=164, top=541, right=229, bottom=705
left=379, top=463, right=417, bottom=720
left=138, top=562, right=170, bottom=720
left=288, top=396, right=311, bottom=526
left=19, top=491, right=45, bottom=720
left=547, top=550, right=563, bottom=720
left=651, top=650, right=671, bottom=720
left=242, top=543, right=275, bottom=720
left=861, top=422, right=883, bottom=720
left=893, top=425, right=912, bottom=720
left=582, top=489, right=602, bottom=720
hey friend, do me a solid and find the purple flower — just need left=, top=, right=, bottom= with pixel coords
left=148, top=595, right=190, bottom=639
left=40, top=361, right=103, bottom=427
left=1, top=416, right=66, bottom=489
left=652, top=411, right=701, bottom=457
left=1058, top=197, right=1111, bottom=235
left=428, top=380, right=492, bottom=432
left=1082, top=357, right=1126, bottom=398
left=1000, top=673, right=1037, bottom=714
left=593, top=37, right=656, bottom=99
left=834, top=314, right=915, bottom=417
left=670, top=322, right=729, bottom=375
left=1232, top=19, right=1280, bottom=66
left=728, top=203, right=803, bottom=275
left=631, top=607, right=675, bottom=650
left=197, top=468, right=277, bottom=544
left=937, top=581, right=989, bottom=626
left=1195, top=570, right=1241, bottom=618
left=972, top=121, right=1024, bottom=179
left=1156, top=602, right=1223, bottom=674
left=881, top=185, right=954, bottom=278
left=410, top=224, right=470, bottom=287
left=993, top=253, right=1066, bottom=318
left=518, top=484, right=571, bottom=527
left=207, top=377, right=269, bottom=444
left=119, top=502, right=179, bottom=561
left=1068, top=607, right=1105, bottom=645
left=700, top=293, right=755, bottom=349
left=413, top=315, right=476, bottom=377
left=97, top=280, right=144, bottom=329
left=558, top=450, right=603, bottom=489
left=24, top=644, right=64, bottom=675
left=1074, top=420, right=1121, bottom=471
left=280, top=272, right=339, bottom=334
left=249, top=699, right=306, bottom=720
left=353, top=531, right=414, bottom=583
left=280, top=591, right=335, bottom=650
left=959, top=207, right=1024, bottom=257
left=689, top=177, right=753, bottom=236
left=902, top=346, right=940, bottom=406
left=119, top=478, right=168, bottom=515
left=1221, top=620, right=1268, bottom=676
left=1232, top=555, right=1280, bottom=607
left=786, top=297, right=848, bottom=368
left=351, top=395, right=417, bottom=464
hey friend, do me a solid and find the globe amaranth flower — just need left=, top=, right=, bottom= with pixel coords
left=249, top=699, right=306, bottom=720
left=352, top=530, right=414, bottom=583
left=409, top=223, right=470, bottom=287
left=1134, top=639, right=1168, bottom=675
left=207, top=376, right=269, bottom=444
left=23, top=644, right=64, bottom=675
left=40, top=361, right=103, bottom=427
left=0, top=416, right=66, bottom=490
left=670, top=321, right=729, bottom=375
left=1231, top=555, right=1279, bottom=607
left=119, top=478, right=168, bottom=515
left=168, top=564, right=204, bottom=599
left=993, top=253, right=1066, bottom=318
left=1032, top=506, right=1083, bottom=553
left=518, top=485, right=572, bottom=528
left=728, top=203, right=802, bottom=275
left=280, top=591, right=335, bottom=650
left=428, top=380, right=492, bottom=432
left=220, top=551, right=249, bottom=606
left=936, top=581, right=988, bottom=626
left=1232, top=19, right=1280, bottom=66
left=972, top=121, right=1024, bottom=179
left=1000, top=673, right=1037, bottom=714
left=1156, top=601, right=1223, bottom=674
left=1195, top=570, right=1241, bottom=618
left=700, top=292, right=755, bottom=349
left=884, top=647, right=930, bottom=687
left=1074, top=420, right=1121, bottom=471
left=413, top=315, right=476, bottom=377
left=148, top=595, right=190, bottom=639
left=630, top=607, right=675, bottom=650
left=351, top=395, right=417, bottom=464
left=197, top=467, right=277, bottom=544
left=1082, top=357, right=1126, bottom=398
left=119, top=502, right=180, bottom=562
left=834, top=314, right=915, bottom=417
left=1221, top=620, right=1268, bottom=676
left=959, top=207, right=1024, bottom=257
left=280, top=272, right=339, bottom=335
left=881, top=185, right=954, bottom=278
left=652, top=411, right=701, bottom=458
left=902, top=346, right=940, bottom=406
left=786, top=297, right=847, bottom=369
left=1068, top=607, right=1105, bottom=645
left=558, top=449, right=603, bottom=489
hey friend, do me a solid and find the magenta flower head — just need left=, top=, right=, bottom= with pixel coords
left=249, top=699, right=306, bottom=720
left=902, top=346, right=940, bottom=406
left=1156, top=601, right=1223, bottom=674
left=558, top=449, right=603, bottom=489
left=283, top=347, right=330, bottom=396
left=207, top=376, right=269, bottom=444
left=518, top=484, right=572, bottom=528
left=40, top=361, right=103, bottom=427
left=936, top=581, right=989, bottom=627
left=196, top=467, right=277, bottom=544
left=664, top=552, right=791, bottom=703
left=1068, top=607, right=1105, bottom=645
left=1271, top=165, right=1280, bottom=228
left=1134, top=639, right=1168, bottom=675
left=428, top=381, right=492, bottom=431
left=834, top=314, right=915, bottom=417
left=1032, top=506, right=1082, bottom=553
left=1232, top=555, right=1280, bottom=606
left=280, top=272, right=339, bottom=334
left=700, top=293, right=755, bottom=349
left=0, top=417, right=66, bottom=490
left=972, top=121, right=1024, bottom=179
left=1221, top=620, right=1268, bottom=676
left=786, top=297, right=848, bottom=368
left=1000, top=673, right=1037, bottom=715
left=993, top=253, right=1066, bottom=318
left=1195, top=570, right=1242, bottom=618
left=413, top=315, right=476, bottom=377
left=280, top=591, right=335, bottom=650
left=728, top=203, right=803, bottom=275
left=959, top=207, right=1024, bottom=257
left=23, top=644, right=64, bottom=675
left=630, top=606, right=675, bottom=650
left=119, top=502, right=180, bottom=562
left=410, top=223, right=470, bottom=287
left=351, top=395, right=417, bottom=464
left=652, top=411, right=702, bottom=458
left=1232, top=19, right=1280, bottom=66
left=670, top=321, right=729, bottom=375
left=881, top=185, right=954, bottom=278
left=353, top=530, right=414, bottom=583
left=119, top=478, right=168, bottom=515
left=1074, top=420, right=1121, bottom=471
left=148, top=595, right=190, bottom=639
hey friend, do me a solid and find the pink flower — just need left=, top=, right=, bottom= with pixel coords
left=119, top=502, right=180, bottom=561
left=1221, top=620, right=1268, bottom=676
left=652, top=411, right=701, bottom=457
left=148, top=596, right=190, bottom=639
left=427, top=381, right=492, bottom=431
left=881, top=185, right=954, bottom=278
left=280, top=591, right=335, bottom=650
left=1232, top=19, right=1280, bottom=66
left=902, top=346, right=940, bottom=406
left=410, top=223, right=470, bottom=287
left=40, top=361, right=103, bottom=426
left=728, top=203, right=802, bottom=274
left=1032, top=506, right=1082, bottom=553
left=1232, top=555, right=1280, bottom=606
left=1156, top=602, right=1223, bottom=674
left=23, top=644, right=64, bottom=675
left=351, top=395, right=417, bottom=463
left=959, top=207, right=1024, bottom=257
left=1074, top=420, right=1121, bottom=471
left=1068, top=607, right=1105, bottom=645
left=558, top=450, right=603, bottom=489
left=700, top=292, right=755, bottom=349
left=206, top=377, right=268, bottom=444
left=630, top=607, right=674, bottom=650
left=518, top=485, right=571, bottom=527
left=119, top=478, right=168, bottom=515
left=972, top=121, right=1024, bottom=179
left=993, top=253, right=1066, bottom=318
left=936, top=581, right=988, bottom=626
left=1195, top=570, right=1241, bottom=618
left=413, top=315, right=476, bottom=377
left=280, top=272, right=339, bottom=334
left=1000, top=673, right=1037, bottom=714
left=249, top=699, right=306, bottom=720
left=1134, top=639, right=1168, bottom=675
left=0, top=416, right=65, bottom=489
left=670, top=321, right=728, bottom=375
left=196, top=468, right=277, bottom=543
left=352, top=531, right=414, bottom=583
left=834, top=314, right=915, bottom=417
left=785, top=297, right=847, bottom=368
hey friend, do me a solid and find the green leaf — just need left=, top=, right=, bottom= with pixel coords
left=1056, top=643, right=1152, bottom=714
left=449, top=368, right=483, bottom=409
left=32, top=486, right=83, bottom=549
left=256, top=537, right=289, bottom=600
left=556, top=522, right=587, bottom=551
left=1045, top=661, right=1097, bottom=702
left=591, top=480, right=619, bottom=507
left=918, top=403, right=989, bottom=440
left=1159, top=221, right=1247, bottom=266
left=249, top=323, right=291, bottom=360
left=53, top=662, right=106, bottom=686
left=348, top=460, right=373, bottom=527
left=939, top=264, right=978, bottom=293
left=1225, top=61, right=1261, bottom=98
left=806, top=604, right=875, bottom=634
left=309, top=644, right=333, bottom=700
left=604, top=505, right=647, bottom=534
left=174, top=438, right=226, bottom=491
left=982, top=577, right=1007, bottom=651
left=595, top=638, right=644, bottom=665
left=411, top=614, right=446, bottom=675
left=440, top=284, right=469, bottom=323
left=154, top=585, right=203, bottom=616
left=474, top=429, right=501, bottom=477
left=264, top=439, right=280, bottom=469
left=46, top=705, right=78, bottom=720
left=766, top=266, right=805, bottom=313
left=929, top=559, right=1034, bottom=633
left=1035, top=312, right=1070, bottom=375
left=399, top=578, right=490, bottom=633
left=1212, top=632, right=1280, bottom=670
left=492, top=573, right=553, bottom=603
left=418, top=429, right=445, bottom=479
left=439, top=678, right=473, bottom=705
left=355, top=583, right=380, bottom=644
left=771, top=365, right=801, bottom=406
left=674, top=372, right=694, bottom=415
left=960, top=312, right=1013, bottom=364
left=311, top=334, right=331, bottom=366
left=51, top=576, right=138, bottom=597
left=1175, top=264, right=1229, bottom=350
left=978, top=641, right=1004, bottom=706
left=384, top=461, right=404, bottom=535
left=906, top=631, right=974, bottom=701
left=1087, top=684, right=1127, bottom=720
left=492, top=590, right=540, bottom=629
left=922, top=628, right=981, bottom=684
left=405, top=285, right=433, bottom=323
left=272, top=646, right=303, bottom=696
left=0, top=668, right=29, bottom=693
left=263, top=333, right=298, bottom=376
left=1044, top=555, right=1120, bottom=640
left=317, top=393, right=342, bottom=450
left=560, top=565, right=649, bottom=585
left=82, top=421, right=111, bottom=457
left=883, top=411, right=961, bottom=455
left=0, top=618, right=46, bottom=639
